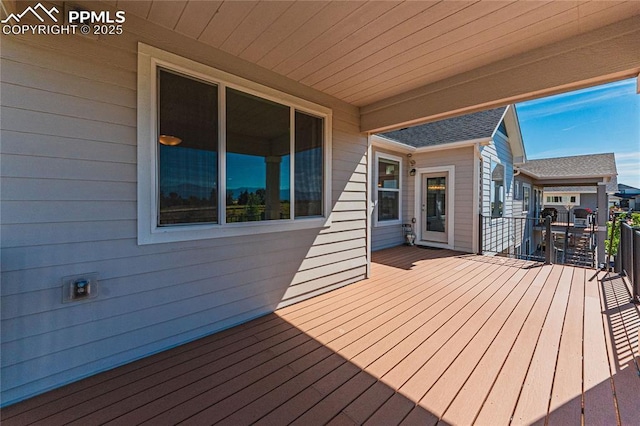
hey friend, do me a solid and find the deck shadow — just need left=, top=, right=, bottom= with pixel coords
left=0, top=313, right=443, bottom=425
left=3, top=253, right=638, bottom=425
left=370, top=245, right=458, bottom=271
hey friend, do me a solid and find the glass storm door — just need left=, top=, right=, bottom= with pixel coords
left=422, top=174, right=448, bottom=243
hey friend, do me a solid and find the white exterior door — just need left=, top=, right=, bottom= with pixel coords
left=421, top=173, right=449, bottom=243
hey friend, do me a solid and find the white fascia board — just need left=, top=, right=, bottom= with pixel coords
left=414, top=137, right=491, bottom=153
left=371, top=134, right=415, bottom=153
left=372, top=134, right=490, bottom=154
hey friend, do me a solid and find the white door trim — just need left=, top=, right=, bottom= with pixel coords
left=414, top=165, right=455, bottom=250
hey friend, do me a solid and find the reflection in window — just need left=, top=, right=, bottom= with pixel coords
left=226, top=88, right=290, bottom=222
left=491, top=161, right=504, bottom=217
left=426, top=177, right=446, bottom=232
left=295, top=112, right=323, bottom=217
left=158, top=69, right=218, bottom=225
left=153, top=66, right=328, bottom=233
left=377, top=157, right=400, bottom=221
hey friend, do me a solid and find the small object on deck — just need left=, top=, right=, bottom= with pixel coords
left=402, top=223, right=415, bottom=246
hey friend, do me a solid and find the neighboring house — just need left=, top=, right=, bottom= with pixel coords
left=371, top=105, right=528, bottom=253
left=615, top=183, right=640, bottom=210
left=517, top=153, right=618, bottom=215
left=543, top=186, right=598, bottom=212
left=1, top=0, right=636, bottom=408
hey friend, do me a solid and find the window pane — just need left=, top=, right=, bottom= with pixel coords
left=491, top=162, right=504, bottom=217
left=378, top=191, right=399, bottom=221
left=158, top=69, right=218, bottom=225
left=226, top=88, right=290, bottom=222
left=295, top=111, right=323, bottom=217
left=426, top=177, right=446, bottom=232
left=378, top=159, right=399, bottom=189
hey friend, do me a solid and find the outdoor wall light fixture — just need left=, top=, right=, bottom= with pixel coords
left=158, top=135, right=182, bottom=146
left=407, top=153, right=416, bottom=176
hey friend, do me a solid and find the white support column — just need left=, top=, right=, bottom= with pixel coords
left=597, top=182, right=608, bottom=267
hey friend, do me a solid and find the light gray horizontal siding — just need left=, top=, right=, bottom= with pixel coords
left=0, top=18, right=367, bottom=406
left=480, top=133, right=515, bottom=254
left=406, top=147, right=475, bottom=252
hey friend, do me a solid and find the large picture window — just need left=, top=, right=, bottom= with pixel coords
left=375, top=153, right=402, bottom=225
left=138, top=45, right=331, bottom=244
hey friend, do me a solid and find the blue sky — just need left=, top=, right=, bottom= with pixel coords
left=516, top=78, right=640, bottom=188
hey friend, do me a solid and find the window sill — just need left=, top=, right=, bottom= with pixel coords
left=138, top=217, right=330, bottom=245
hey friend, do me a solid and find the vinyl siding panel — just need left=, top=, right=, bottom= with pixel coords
left=384, top=147, right=474, bottom=252
left=407, top=147, right=475, bottom=252
left=480, top=133, right=515, bottom=254
left=0, top=19, right=367, bottom=405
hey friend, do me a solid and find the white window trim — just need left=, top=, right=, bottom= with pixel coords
left=137, top=43, right=332, bottom=245
left=374, top=152, right=403, bottom=227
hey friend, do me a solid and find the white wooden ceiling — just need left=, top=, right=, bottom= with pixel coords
left=114, top=1, right=639, bottom=109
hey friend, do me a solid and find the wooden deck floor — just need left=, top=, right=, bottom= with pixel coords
left=3, top=246, right=639, bottom=425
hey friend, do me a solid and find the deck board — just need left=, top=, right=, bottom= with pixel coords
left=422, top=268, right=537, bottom=418
left=599, top=272, right=640, bottom=426
left=2, top=246, right=638, bottom=426
left=547, top=267, right=585, bottom=425
left=384, top=264, right=515, bottom=393
left=403, top=267, right=525, bottom=405
left=511, top=266, right=573, bottom=425
left=474, top=265, right=562, bottom=425
left=583, top=270, right=617, bottom=425
left=440, top=266, right=549, bottom=425
left=369, top=262, right=505, bottom=382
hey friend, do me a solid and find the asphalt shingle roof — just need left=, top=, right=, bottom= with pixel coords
left=520, top=153, right=618, bottom=192
left=380, top=107, right=507, bottom=148
left=617, top=183, right=640, bottom=193
left=518, top=153, right=617, bottom=178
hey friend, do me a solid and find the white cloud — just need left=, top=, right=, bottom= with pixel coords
left=615, top=151, right=640, bottom=161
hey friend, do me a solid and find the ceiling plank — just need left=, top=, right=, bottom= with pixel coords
left=219, top=1, right=293, bottom=57
left=344, top=1, right=640, bottom=105
left=116, top=0, right=152, bottom=19
left=272, top=1, right=400, bottom=76
left=292, top=1, right=437, bottom=86
left=239, top=1, right=328, bottom=64
left=360, top=16, right=640, bottom=132
left=256, top=1, right=364, bottom=71
left=198, top=1, right=258, bottom=48
left=147, top=1, right=187, bottom=30
left=576, top=1, right=640, bottom=32
left=316, top=0, right=514, bottom=95
left=346, top=2, right=583, bottom=105
left=174, top=1, right=222, bottom=39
